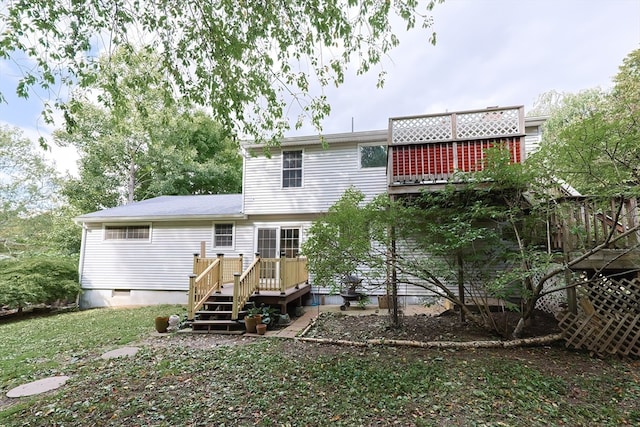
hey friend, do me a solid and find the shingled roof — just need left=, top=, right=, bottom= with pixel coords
left=75, top=194, right=244, bottom=223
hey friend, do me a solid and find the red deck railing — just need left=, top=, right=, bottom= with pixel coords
left=389, top=106, right=525, bottom=185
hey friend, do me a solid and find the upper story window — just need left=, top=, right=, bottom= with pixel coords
left=104, top=225, right=150, bottom=240
left=359, top=145, right=387, bottom=168
left=282, top=150, right=302, bottom=188
left=214, top=223, right=234, bottom=248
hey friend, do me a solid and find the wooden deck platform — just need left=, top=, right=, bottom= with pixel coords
left=215, top=281, right=312, bottom=316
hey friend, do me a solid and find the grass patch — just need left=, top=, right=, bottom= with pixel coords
left=1, top=306, right=639, bottom=426
left=0, top=304, right=185, bottom=389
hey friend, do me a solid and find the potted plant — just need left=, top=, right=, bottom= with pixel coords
left=256, top=322, right=267, bottom=335
left=155, top=316, right=169, bottom=333
left=244, top=306, right=262, bottom=333
left=258, top=304, right=280, bottom=330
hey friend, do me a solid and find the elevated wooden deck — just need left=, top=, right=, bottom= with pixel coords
left=550, top=196, right=640, bottom=274
left=187, top=251, right=309, bottom=333
left=387, top=106, right=525, bottom=195
left=214, top=280, right=311, bottom=315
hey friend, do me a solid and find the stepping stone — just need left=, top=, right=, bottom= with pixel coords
left=7, top=376, right=70, bottom=398
left=100, top=346, right=140, bottom=360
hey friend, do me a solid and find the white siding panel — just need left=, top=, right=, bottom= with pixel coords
left=244, top=144, right=387, bottom=215
left=525, top=134, right=542, bottom=155
left=81, top=220, right=252, bottom=292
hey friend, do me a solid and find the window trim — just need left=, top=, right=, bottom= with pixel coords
left=102, top=224, right=152, bottom=242
left=281, top=149, right=303, bottom=188
left=212, top=222, right=235, bottom=249
left=279, top=227, right=301, bottom=258
left=358, top=143, right=388, bottom=169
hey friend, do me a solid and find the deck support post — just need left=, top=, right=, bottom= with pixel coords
left=192, top=253, right=200, bottom=275
left=232, top=273, right=241, bottom=320
left=187, top=274, right=197, bottom=320
left=200, top=241, right=206, bottom=259
left=254, top=253, right=261, bottom=294
left=216, top=253, right=224, bottom=292
left=457, top=253, right=465, bottom=323
left=280, top=251, right=286, bottom=295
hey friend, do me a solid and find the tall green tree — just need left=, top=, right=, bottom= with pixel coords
left=56, top=48, right=243, bottom=212
left=531, top=49, right=640, bottom=197
left=0, top=126, right=61, bottom=255
left=0, top=1, right=441, bottom=145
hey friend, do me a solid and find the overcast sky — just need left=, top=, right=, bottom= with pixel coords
left=299, top=0, right=640, bottom=135
left=1, top=0, right=639, bottom=174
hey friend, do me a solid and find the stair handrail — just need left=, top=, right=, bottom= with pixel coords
left=187, top=255, right=223, bottom=320
left=232, top=254, right=261, bottom=320
left=551, top=195, right=639, bottom=253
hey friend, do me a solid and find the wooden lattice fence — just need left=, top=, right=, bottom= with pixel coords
left=558, top=277, right=640, bottom=357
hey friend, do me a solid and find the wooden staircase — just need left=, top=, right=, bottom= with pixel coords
left=190, top=294, right=252, bottom=334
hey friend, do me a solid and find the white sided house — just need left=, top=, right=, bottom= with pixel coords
left=76, top=130, right=389, bottom=309
left=75, top=106, right=546, bottom=310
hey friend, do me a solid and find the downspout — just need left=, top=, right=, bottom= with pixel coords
left=77, top=222, right=88, bottom=305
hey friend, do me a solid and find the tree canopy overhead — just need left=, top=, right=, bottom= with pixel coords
left=531, top=49, right=640, bottom=197
left=54, top=46, right=243, bottom=213
left=1, top=1, right=441, bottom=144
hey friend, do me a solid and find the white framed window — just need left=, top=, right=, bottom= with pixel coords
left=104, top=225, right=151, bottom=241
left=282, top=150, right=303, bottom=188
left=359, top=144, right=387, bottom=168
left=213, top=223, right=234, bottom=248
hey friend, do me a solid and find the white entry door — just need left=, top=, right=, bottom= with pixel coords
left=257, top=228, right=278, bottom=279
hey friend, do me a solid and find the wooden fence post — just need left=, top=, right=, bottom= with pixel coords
left=216, top=253, right=224, bottom=292
left=200, top=241, right=206, bottom=259
left=192, top=253, right=200, bottom=275
left=232, top=273, right=241, bottom=320
left=187, top=274, right=197, bottom=320
left=279, top=251, right=286, bottom=294
left=255, top=252, right=262, bottom=294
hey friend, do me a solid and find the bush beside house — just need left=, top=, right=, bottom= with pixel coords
left=0, top=257, right=81, bottom=312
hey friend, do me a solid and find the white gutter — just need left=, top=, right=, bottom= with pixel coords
left=77, top=223, right=87, bottom=286
left=74, top=214, right=248, bottom=224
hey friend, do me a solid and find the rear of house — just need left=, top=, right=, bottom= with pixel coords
left=75, top=106, right=547, bottom=309
left=76, top=195, right=247, bottom=308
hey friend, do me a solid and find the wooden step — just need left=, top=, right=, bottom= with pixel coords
left=189, top=329, right=245, bottom=335
left=192, top=320, right=241, bottom=325
left=191, top=319, right=245, bottom=334
left=196, top=310, right=245, bottom=316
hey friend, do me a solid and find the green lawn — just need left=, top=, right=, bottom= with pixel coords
left=1, top=306, right=639, bottom=426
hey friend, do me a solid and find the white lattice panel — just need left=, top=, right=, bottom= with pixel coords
left=391, top=115, right=452, bottom=143
left=535, top=273, right=567, bottom=315
left=456, top=109, right=521, bottom=138
left=559, top=277, right=640, bottom=357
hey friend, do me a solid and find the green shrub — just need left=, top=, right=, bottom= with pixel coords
left=0, top=257, right=80, bottom=310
